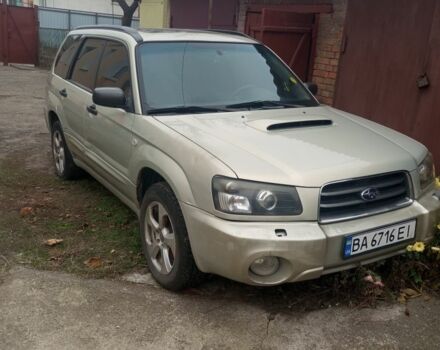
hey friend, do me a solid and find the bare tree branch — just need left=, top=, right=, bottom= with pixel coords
left=114, top=0, right=129, bottom=12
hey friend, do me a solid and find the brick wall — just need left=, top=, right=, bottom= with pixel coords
left=237, top=0, right=347, bottom=105
left=312, top=0, right=347, bottom=104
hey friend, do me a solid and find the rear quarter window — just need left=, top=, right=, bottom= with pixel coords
left=54, top=35, right=82, bottom=79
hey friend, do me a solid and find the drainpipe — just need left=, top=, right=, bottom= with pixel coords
left=208, top=0, right=213, bottom=29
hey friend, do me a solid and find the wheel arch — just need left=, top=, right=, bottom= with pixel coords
left=48, top=110, right=60, bottom=131
left=133, top=147, right=196, bottom=206
left=136, top=167, right=166, bottom=204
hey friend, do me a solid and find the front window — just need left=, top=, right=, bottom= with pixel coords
left=137, top=42, right=318, bottom=114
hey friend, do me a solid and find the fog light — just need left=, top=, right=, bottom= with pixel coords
left=249, top=256, right=280, bottom=276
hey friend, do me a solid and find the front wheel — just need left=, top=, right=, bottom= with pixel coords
left=139, top=182, right=204, bottom=291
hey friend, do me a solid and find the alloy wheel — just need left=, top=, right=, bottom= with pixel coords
left=144, top=201, right=176, bottom=275
left=52, top=130, right=65, bottom=174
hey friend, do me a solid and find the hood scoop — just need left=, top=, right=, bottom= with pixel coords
left=245, top=117, right=334, bottom=132
left=267, top=119, right=333, bottom=131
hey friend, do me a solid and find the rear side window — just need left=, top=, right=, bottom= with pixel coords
left=54, top=35, right=82, bottom=79
left=95, top=40, right=132, bottom=109
left=70, top=38, right=106, bottom=91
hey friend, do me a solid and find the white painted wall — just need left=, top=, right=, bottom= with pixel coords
left=33, top=0, right=139, bottom=16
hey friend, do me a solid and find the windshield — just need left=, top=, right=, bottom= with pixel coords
left=137, top=42, right=319, bottom=113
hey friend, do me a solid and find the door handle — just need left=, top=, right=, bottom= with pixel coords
left=59, top=88, right=68, bottom=97
left=86, top=104, right=98, bottom=115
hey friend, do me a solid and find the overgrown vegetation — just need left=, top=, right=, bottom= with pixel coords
left=0, top=154, right=439, bottom=310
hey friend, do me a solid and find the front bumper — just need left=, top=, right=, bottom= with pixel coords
left=181, top=189, right=440, bottom=286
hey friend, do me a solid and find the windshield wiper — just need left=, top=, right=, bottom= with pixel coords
left=147, top=105, right=228, bottom=115
left=226, top=100, right=303, bottom=110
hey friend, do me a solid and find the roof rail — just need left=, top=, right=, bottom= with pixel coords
left=75, top=25, right=143, bottom=43
left=205, top=29, right=252, bottom=39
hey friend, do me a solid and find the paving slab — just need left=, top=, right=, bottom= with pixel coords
left=0, top=267, right=439, bottom=350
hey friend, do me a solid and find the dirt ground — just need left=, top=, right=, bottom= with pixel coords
left=1, top=65, right=440, bottom=349
left=0, top=65, right=144, bottom=278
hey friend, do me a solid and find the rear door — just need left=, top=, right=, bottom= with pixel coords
left=50, top=35, right=84, bottom=153
left=83, top=39, right=135, bottom=196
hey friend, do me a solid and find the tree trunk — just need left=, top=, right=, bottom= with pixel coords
left=115, top=0, right=140, bottom=27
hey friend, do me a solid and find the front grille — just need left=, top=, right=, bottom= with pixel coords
left=319, top=172, right=412, bottom=223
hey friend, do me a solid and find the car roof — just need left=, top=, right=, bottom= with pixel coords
left=71, top=25, right=258, bottom=45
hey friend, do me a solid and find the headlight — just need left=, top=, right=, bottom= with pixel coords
left=418, top=152, right=435, bottom=190
left=212, top=176, right=302, bottom=215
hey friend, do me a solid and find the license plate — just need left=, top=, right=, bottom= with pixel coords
left=343, top=220, right=416, bottom=258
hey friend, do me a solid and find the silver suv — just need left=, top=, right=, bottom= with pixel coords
left=46, top=25, right=440, bottom=290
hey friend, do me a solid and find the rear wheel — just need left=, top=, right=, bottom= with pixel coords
left=140, top=182, right=204, bottom=291
left=51, top=121, right=82, bottom=180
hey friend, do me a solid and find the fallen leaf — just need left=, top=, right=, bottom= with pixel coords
left=84, top=257, right=103, bottom=269
left=19, top=207, right=33, bottom=217
left=401, top=288, right=421, bottom=298
left=44, top=239, right=63, bottom=247
left=397, top=294, right=407, bottom=304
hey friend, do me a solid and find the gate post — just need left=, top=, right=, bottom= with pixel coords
left=34, top=5, right=39, bottom=66
left=1, top=0, right=8, bottom=66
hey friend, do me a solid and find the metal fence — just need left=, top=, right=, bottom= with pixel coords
left=38, top=6, right=140, bottom=65
left=39, top=6, right=140, bottom=48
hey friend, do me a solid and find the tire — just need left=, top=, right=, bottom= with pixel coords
left=140, top=182, right=204, bottom=291
left=51, top=120, right=82, bottom=180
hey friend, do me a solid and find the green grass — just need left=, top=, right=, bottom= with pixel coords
left=0, top=157, right=145, bottom=279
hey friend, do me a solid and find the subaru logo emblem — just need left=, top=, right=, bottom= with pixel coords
left=360, top=187, right=379, bottom=201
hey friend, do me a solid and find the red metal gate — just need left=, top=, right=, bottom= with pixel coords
left=334, top=0, right=440, bottom=168
left=170, top=0, right=238, bottom=30
left=0, top=3, right=39, bottom=66
left=245, top=7, right=318, bottom=81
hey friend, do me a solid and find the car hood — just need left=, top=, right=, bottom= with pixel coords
left=156, top=106, right=427, bottom=187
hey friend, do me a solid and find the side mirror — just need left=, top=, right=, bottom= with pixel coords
left=93, top=87, right=126, bottom=108
left=305, top=82, right=318, bottom=95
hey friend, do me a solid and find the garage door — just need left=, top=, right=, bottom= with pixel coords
left=169, top=0, right=238, bottom=30
left=335, top=0, right=440, bottom=168
left=244, top=7, right=317, bottom=81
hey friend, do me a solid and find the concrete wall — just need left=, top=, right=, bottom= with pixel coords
left=237, top=0, right=347, bottom=105
left=139, top=0, right=170, bottom=28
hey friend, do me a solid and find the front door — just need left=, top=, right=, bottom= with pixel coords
left=83, top=39, right=135, bottom=195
